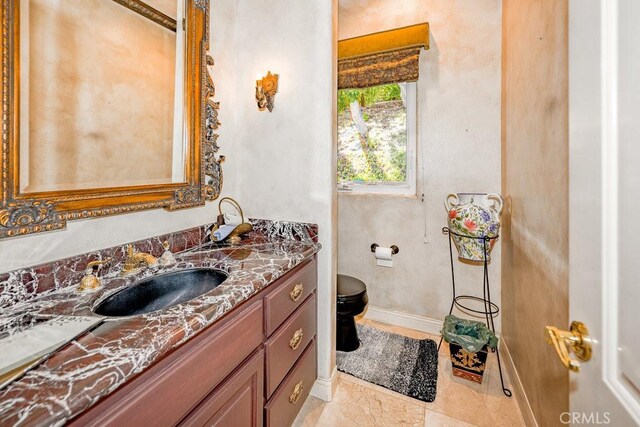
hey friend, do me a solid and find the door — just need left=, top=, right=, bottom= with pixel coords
left=566, top=0, right=640, bottom=425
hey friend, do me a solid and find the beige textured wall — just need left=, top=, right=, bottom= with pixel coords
left=20, top=0, right=177, bottom=192
left=338, top=0, right=503, bottom=325
left=501, top=1, right=569, bottom=425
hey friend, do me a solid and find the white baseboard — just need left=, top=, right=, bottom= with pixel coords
left=363, top=305, right=443, bottom=336
left=310, top=366, right=338, bottom=402
left=364, top=305, right=504, bottom=338
left=500, top=338, right=538, bottom=427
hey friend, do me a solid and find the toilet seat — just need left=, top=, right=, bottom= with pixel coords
left=337, top=274, right=368, bottom=314
left=337, top=274, right=367, bottom=300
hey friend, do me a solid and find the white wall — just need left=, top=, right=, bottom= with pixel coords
left=338, top=0, right=503, bottom=327
left=216, top=0, right=337, bottom=399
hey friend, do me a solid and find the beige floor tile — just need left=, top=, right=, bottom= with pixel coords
left=426, top=352, right=525, bottom=427
left=293, top=319, right=526, bottom=427
left=338, top=372, right=427, bottom=407
left=292, top=395, right=329, bottom=427
left=293, top=374, right=425, bottom=427
left=424, top=411, right=476, bottom=427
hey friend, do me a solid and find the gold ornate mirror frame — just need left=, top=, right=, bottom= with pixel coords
left=0, top=0, right=223, bottom=239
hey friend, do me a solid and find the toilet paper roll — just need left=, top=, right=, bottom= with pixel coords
left=375, top=246, right=394, bottom=268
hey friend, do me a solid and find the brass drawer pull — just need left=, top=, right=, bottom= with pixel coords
left=290, top=283, right=304, bottom=302
left=289, top=380, right=304, bottom=404
left=289, top=328, right=304, bottom=350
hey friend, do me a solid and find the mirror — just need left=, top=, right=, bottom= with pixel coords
left=19, top=0, right=187, bottom=192
left=0, top=0, right=223, bottom=238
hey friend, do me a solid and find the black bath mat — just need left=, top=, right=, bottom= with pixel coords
left=336, top=323, right=438, bottom=402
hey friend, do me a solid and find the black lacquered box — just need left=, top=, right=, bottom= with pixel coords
left=449, top=343, right=489, bottom=384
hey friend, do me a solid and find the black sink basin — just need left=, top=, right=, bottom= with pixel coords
left=93, top=269, right=228, bottom=317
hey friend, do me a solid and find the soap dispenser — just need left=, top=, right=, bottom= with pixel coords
left=158, top=241, right=177, bottom=267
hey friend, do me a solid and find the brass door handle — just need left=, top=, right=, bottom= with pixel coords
left=290, top=283, right=304, bottom=302
left=289, top=328, right=303, bottom=350
left=289, top=380, right=304, bottom=404
left=545, top=321, right=592, bottom=372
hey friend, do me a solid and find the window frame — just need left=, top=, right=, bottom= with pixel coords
left=337, top=82, right=417, bottom=196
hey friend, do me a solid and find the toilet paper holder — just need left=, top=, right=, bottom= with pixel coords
left=370, top=243, right=399, bottom=255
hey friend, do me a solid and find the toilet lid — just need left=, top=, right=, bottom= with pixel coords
left=337, top=274, right=367, bottom=299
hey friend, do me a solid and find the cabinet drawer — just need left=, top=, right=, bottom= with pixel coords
left=265, top=340, right=317, bottom=427
left=179, top=350, right=264, bottom=427
left=73, top=301, right=264, bottom=427
left=264, top=260, right=317, bottom=336
left=265, top=293, right=316, bottom=397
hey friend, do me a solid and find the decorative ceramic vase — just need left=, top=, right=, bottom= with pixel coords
left=444, top=193, right=504, bottom=262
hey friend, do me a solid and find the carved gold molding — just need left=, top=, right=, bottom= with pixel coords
left=204, top=54, right=224, bottom=201
left=0, top=0, right=223, bottom=239
left=111, top=0, right=177, bottom=32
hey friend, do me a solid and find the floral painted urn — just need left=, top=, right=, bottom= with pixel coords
left=444, top=193, right=504, bottom=262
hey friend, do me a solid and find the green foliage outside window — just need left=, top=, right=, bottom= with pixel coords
left=337, top=84, right=402, bottom=113
left=337, top=83, right=408, bottom=185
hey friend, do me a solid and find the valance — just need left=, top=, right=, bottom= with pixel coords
left=338, top=23, right=429, bottom=89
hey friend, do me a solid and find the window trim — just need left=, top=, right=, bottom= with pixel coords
left=338, top=82, right=417, bottom=196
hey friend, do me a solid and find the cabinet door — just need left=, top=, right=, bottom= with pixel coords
left=180, top=350, right=264, bottom=427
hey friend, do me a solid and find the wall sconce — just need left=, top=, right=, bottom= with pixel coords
left=255, top=71, right=279, bottom=112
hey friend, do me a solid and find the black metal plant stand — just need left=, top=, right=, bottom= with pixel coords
left=438, top=227, right=512, bottom=397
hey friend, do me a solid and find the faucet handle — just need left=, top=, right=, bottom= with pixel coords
left=79, top=258, right=111, bottom=292
left=86, top=258, right=112, bottom=273
left=126, top=244, right=135, bottom=257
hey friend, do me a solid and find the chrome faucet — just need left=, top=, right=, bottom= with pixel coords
left=122, top=245, right=158, bottom=274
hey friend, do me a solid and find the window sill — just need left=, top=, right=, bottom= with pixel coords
left=337, top=188, right=419, bottom=199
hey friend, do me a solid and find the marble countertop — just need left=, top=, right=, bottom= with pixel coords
left=0, top=232, right=320, bottom=426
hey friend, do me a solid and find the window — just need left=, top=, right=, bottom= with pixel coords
left=337, top=82, right=417, bottom=195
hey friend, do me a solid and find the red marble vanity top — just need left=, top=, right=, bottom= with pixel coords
left=0, top=220, right=319, bottom=426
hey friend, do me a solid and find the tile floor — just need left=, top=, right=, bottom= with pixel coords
left=293, top=319, right=526, bottom=427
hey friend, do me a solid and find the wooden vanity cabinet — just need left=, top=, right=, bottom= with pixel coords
left=70, top=258, right=317, bottom=427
